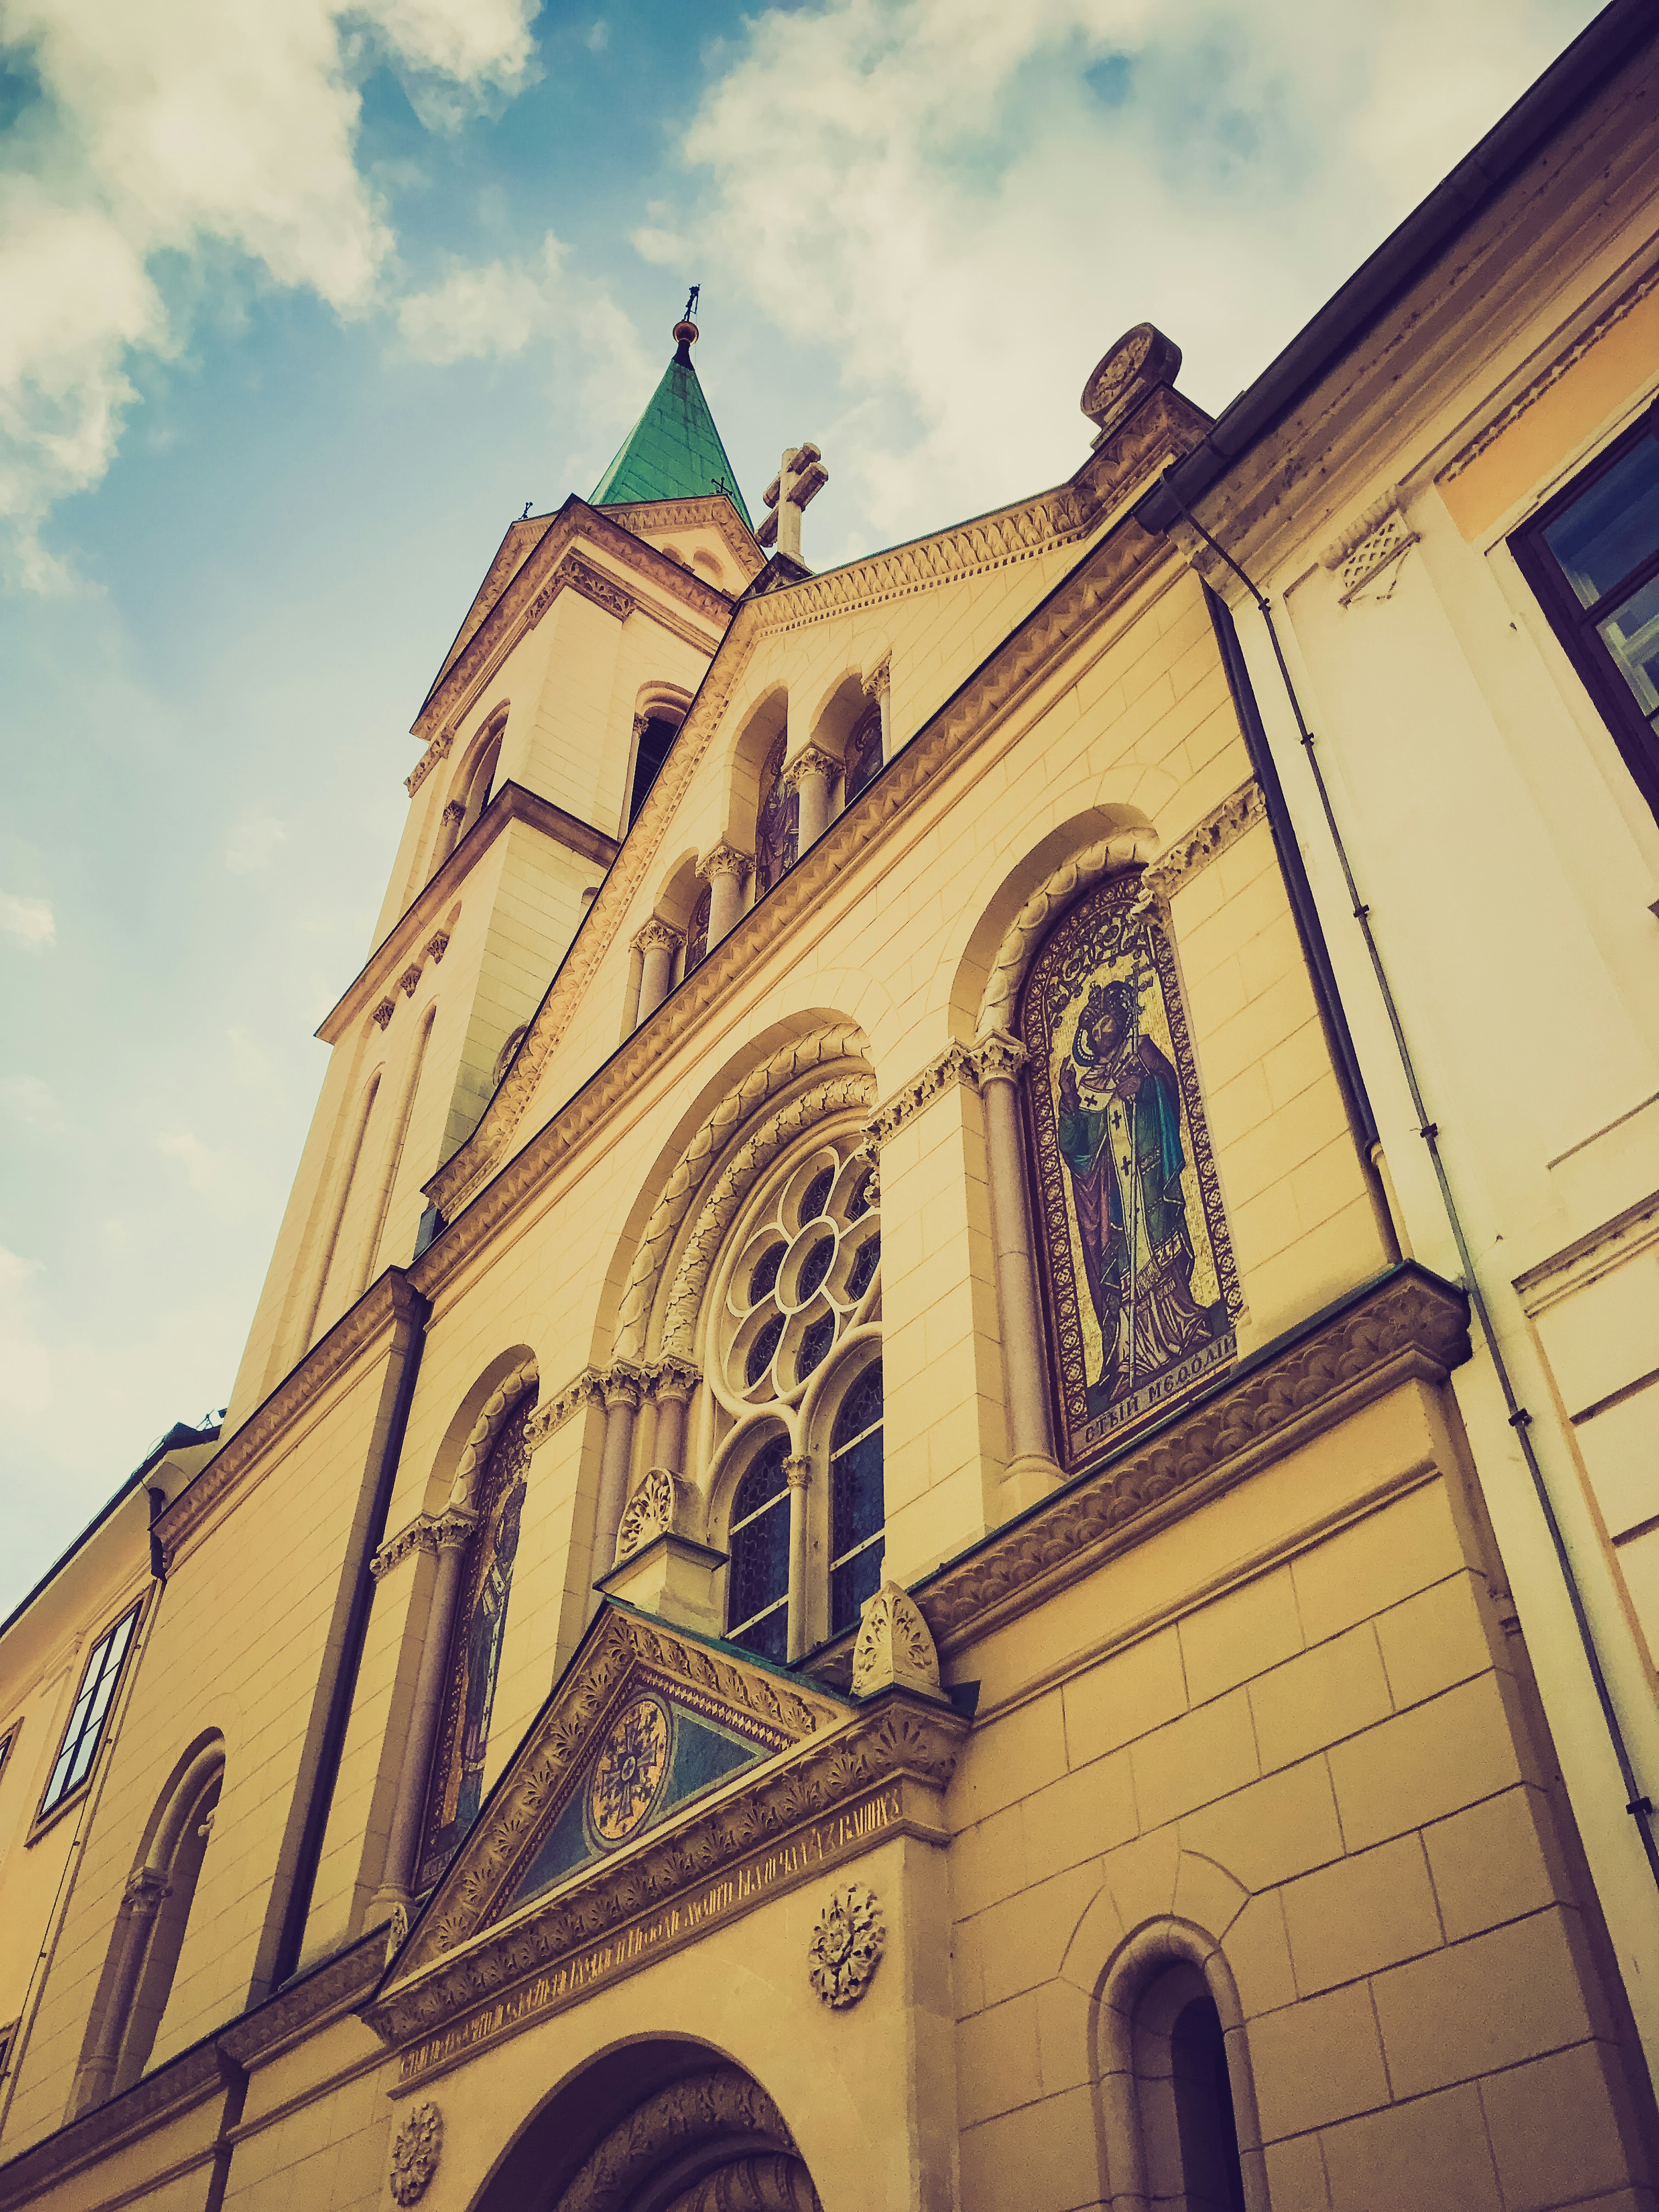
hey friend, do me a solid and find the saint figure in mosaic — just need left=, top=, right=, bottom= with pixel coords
left=1022, top=873, right=1240, bottom=1463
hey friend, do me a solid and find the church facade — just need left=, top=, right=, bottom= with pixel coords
left=2, top=16, right=1658, bottom=2212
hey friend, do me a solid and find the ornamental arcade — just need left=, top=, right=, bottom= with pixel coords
left=3, top=20, right=1659, bottom=2212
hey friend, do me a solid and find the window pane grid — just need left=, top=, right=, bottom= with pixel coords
left=41, top=1602, right=140, bottom=1817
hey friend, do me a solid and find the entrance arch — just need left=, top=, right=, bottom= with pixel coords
left=473, top=2046, right=821, bottom=2212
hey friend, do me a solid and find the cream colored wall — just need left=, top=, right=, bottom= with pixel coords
left=945, top=1376, right=1648, bottom=2211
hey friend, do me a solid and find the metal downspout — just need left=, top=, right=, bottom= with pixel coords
left=1156, top=475, right=1659, bottom=1895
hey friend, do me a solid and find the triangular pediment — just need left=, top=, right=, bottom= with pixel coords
left=389, top=1603, right=852, bottom=1983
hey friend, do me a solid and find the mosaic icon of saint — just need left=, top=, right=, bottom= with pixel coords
left=1055, top=979, right=1228, bottom=1403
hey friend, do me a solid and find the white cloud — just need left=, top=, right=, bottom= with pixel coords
left=0, top=891, right=55, bottom=947
left=0, top=1075, right=57, bottom=1131
left=0, top=0, right=537, bottom=578
left=680, top=0, right=1599, bottom=547
left=155, top=1125, right=228, bottom=1195
left=225, top=807, right=286, bottom=875
left=0, top=1247, right=53, bottom=1416
left=585, top=21, right=609, bottom=55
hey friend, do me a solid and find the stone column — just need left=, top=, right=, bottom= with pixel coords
left=594, top=1367, right=643, bottom=1581
left=784, top=1454, right=811, bottom=1663
left=699, top=842, right=751, bottom=947
left=973, top=1030, right=1062, bottom=1505
left=783, top=744, right=839, bottom=850
left=633, top=920, right=682, bottom=1025
left=866, top=658, right=892, bottom=761
left=649, top=1359, right=698, bottom=1476
left=70, top=1867, right=171, bottom=2113
left=371, top=1509, right=475, bottom=1912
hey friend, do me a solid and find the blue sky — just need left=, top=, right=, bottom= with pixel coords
left=0, top=0, right=1602, bottom=1609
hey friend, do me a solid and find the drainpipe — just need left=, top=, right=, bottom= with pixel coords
left=1142, top=473, right=1659, bottom=1897
left=267, top=1277, right=430, bottom=1989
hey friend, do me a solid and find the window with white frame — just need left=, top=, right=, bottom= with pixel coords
left=40, top=1601, right=141, bottom=1819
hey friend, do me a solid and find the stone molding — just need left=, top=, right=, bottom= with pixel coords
left=381, top=1607, right=852, bottom=1986
left=563, top=555, right=633, bottom=625
left=448, top=1356, right=539, bottom=1515
left=422, top=456, right=1190, bottom=1233
left=555, top=2068, right=798, bottom=2212
left=522, top=1368, right=607, bottom=1449
left=0, top=2043, right=239, bottom=2211
left=371, top=1516, right=443, bottom=1580
left=658, top=1075, right=877, bottom=1360
left=863, top=1042, right=979, bottom=1150
left=1141, top=778, right=1266, bottom=902
left=318, top=782, right=617, bottom=1045
left=154, top=1275, right=424, bottom=1574
left=365, top=1688, right=962, bottom=2059
left=613, top=1024, right=871, bottom=1361
left=217, top=1926, right=388, bottom=2069
left=975, top=827, right=1158, bottom=1038
left=1441, top=257, right=1659, bottom=482
left=916, top=1265, right=1470, bottom=1655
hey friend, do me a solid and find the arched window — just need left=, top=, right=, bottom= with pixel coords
left=1130, top=1961, right=1248, bottom=2211
left=70, top=1742, right=223, bottom=2116
left=628, top=715, right=680, bottom=827
left=416, top=1397, right=534, bottom=1890
left=754, top=733, right=798, bottom=895
left=685, top=883, right=712, bottom=973
left=844, top=701, right=884, bottom=803
left=458, top=728, right=503, bottom=839
left=725, top=1435, right=791, bottom=1662
left=829, top=1362, right=884, bottom=1637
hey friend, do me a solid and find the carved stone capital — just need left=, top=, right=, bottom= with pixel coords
left=969, top=1028, right=1027, bottom=1088
left=441, top=800, right=466, bottom=825
left=601, top=1363, right=645, bottom=1412
left=864, top=658, right=891, bottom=701
left=783, top=1453, right=812, bottom=1491
left=779, top=744, right=839, bottom=794
left=426, top=931, right=450, bottom=964
left=435, top=1506, right=479, bottom=1553
left=644, top=1355, right=699, bottom=1405
left=632, top=917, right=682, bottom=957
left=696, top=840, right=751, bottom=885
left=372, top=998, right=396, bottom=1031
left=123, top=1867, right=171, bottom=1916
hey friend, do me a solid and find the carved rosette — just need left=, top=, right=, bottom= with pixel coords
left=808, top=1885, right=885, bottom=2009
left=389, top=2101, right=442, bottom=2206
left=615, top=1468, right=680, bottom=1562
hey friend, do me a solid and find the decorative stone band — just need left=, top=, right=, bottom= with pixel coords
left=915, top=1263, right=1471, bottom=1655
left=556, top=2069, right=799, bottom=2212
left=862, top=1034, right=1026, bottom=1152
left=1440, top=258, right=1659, bottom=482
left=447, top=1355, right=540, bottom=1516
left=363, top=1691, right=965, bottom=2069
left=522, top=1368, right=607, bottom=1449
left=371, top=1508, right=477, bottom=1580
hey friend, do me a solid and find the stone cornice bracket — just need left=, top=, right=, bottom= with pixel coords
left=917, top=1265, right=1473, bottom=1655
left=779, top=742, right=839, bottom=792
left=426, top=932, right=450, bottom=964
left=1325, top=501, right=1420, bottom=604
left=696, top=839, right=751, bottom=885
left=523, top=1368, right=607, bottom=1448
left=631, top=917, right=682, bottom=957
left=975, top=826, right=1159, bottom=1041
left=372, top=998, right=396, bottom=1031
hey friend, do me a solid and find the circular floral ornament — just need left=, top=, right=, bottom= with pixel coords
left=389, top=2101, right=442, bottom=2206
left=808, top=1884, right=886, bottom=2009
left=589, top=1696, right=671, bottom=1843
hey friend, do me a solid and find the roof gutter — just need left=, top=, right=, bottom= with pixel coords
left=1134, top=0, right=1656, bottom=534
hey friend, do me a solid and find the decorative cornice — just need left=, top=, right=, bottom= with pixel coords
left=1441, top=258, right=1659, bottom=482
left=317, top=783, right=617, bottom=1046
left=371, top=1516, right=440, bottom=1581
left=363, top=1684, right=961, bottom=2065
left=522, top=1368, right=606, bottom=1449
left=217, top=1927, right=388, bottom=2069
left=1141, top=778, right=1265, bottom=902
left=917, top=1265, right=1471, bottom=1655
left=563, top=555, right=633, bottom=624
left=423, top=493, right=1184, bottom=1235
left=154, top=1276, right=424, bottom=1574
left=600, top=494, right=765, bottom=582
left=0, top=2042, right=239, bottom=2210
left=864, top=1042, right=981, bottom=1149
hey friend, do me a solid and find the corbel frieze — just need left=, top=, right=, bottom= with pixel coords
left=917, top=1265, right=1471, bottom=1655
left=424, top=504, right=1173, bottom=1231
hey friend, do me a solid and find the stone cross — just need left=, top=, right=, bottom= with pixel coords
left=756, top=443, right=828, bottom=564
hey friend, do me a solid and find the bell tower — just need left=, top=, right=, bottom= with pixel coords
left=223, top=314, right=765, bottom=1429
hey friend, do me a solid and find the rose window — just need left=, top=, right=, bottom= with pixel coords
left=718, top=1141, right=880, bottom=1407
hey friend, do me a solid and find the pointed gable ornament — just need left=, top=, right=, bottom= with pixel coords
left=852, top=1580, right=947, bottom=1703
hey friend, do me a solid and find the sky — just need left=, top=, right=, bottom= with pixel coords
left=0, top=0, right=1607, bottom=1611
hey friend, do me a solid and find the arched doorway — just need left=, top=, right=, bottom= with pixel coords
left=474, top=2046, right=821, bottom=2212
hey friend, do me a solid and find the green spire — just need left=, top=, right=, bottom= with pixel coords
left=589, top=317, right=753, bottom=531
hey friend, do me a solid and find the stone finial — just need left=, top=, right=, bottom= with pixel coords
left=852, top=1580, right=947, bottom=1702
left=756, top=443, right=829, bottom=565
left=1079, top=324, right=1182, bottom=445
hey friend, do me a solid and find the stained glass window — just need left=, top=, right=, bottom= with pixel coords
left=748, top=1242, right=785, bottom=1306
left=685, top=883, right=711, bottom=971
left=795, top=1234, right=835, bottom=1303
left=830, top=1363, right=884, bottom=1637
left=799, top=1168, right=834, bottom=1224
left=797, top=1312, right=835, bottom=1384
left=755, top=733, right=798, bottom=894
left=847, top=1233, right=880, bottom=1300
left=845, top=702, right=884, bottom=801
left=746, top=1312, right=784, bottom=1387
left=728, top=1437, right=791, bottom=1662
left=40, top=1602, right=141, bottom=1818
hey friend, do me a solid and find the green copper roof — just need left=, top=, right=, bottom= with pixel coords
left=589, top=344, right=753, bottom=531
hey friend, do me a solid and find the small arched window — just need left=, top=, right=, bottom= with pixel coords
left=829, top=1362, right=884, bottom=1637
left=685, top=884, right=712, bottom=973
left=726, top=1436, right=791, bottom=1662
left=1131, top=1961, right=1248, bottom=2211
left=844, top=702, right=884, bottom=803
left=754, top=733, right=798, bottom=895
left=458, top=729, right=503, bottom=840
left=628, top=715, right=680, bottom=827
